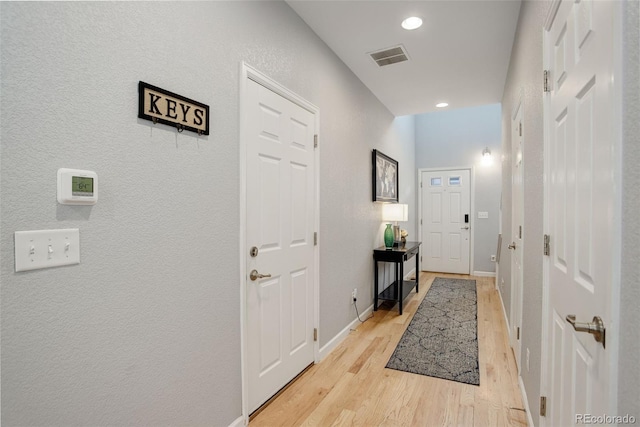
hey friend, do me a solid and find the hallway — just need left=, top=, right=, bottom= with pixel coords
left=251, top=273, right=528, bottom=426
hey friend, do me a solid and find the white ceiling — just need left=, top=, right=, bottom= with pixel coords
left=287, top=0, right=522, bottom=116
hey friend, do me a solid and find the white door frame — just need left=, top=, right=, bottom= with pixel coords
left=539, top=1, right=623, bottom=424
left=239, top=62, right=320, bottom=424
left=418, top=166, right=475, bottom=275
left=510, top=93, right=524, bottom=370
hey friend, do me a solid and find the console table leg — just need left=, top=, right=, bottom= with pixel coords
left=398, top=260, right=404, bottom=315
left=416, top=249, right=420, bottom=293
left=374, top=260, right=379, bottom=311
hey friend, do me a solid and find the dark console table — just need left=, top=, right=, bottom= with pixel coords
left=373, top=241, right=421, bottom=315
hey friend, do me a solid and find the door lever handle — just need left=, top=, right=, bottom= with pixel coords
left=460, top=226, right=470, bottom=230
left=566, top=314, right=606, bottom=348
left=250, top=269, right=272, bottom=281
left=508, top=242, right=516, bottom=250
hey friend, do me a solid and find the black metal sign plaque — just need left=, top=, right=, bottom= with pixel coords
left=138, top=81, right=209, bottom=135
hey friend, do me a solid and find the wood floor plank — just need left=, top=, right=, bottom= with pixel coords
left=250, top=272, right=528, bottom=426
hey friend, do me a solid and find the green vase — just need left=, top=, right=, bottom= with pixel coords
left=384, top=224, right=394, bottom=248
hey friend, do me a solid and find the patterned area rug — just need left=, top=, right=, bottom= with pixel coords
left=386, top=277, right=480, bottom=385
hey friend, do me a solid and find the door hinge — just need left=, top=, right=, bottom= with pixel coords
left=420, top=219, right=422, bottom=225
left=540, top=396, right=547, bottom=417
left=313, top=328, right=318, bottom=342
left=519, top=122, right=523, bottom=137
left=544, top=234, right=551, bottom=256
left=314, top=232, right=317, bottom=246
left=314, top=135, right=318, bottom=148
left=420, top=181, right=423, bottom=188
left=517, top=327, right=520, bottom=340
left=519, top=225, right=522, bottom=239
left=543, top=70, right=551, bottom=93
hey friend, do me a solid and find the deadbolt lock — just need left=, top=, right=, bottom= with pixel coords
left=250, top=246, right=259, bottom=257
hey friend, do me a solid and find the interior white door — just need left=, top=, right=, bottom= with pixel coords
left=544, top=0, right=618, bottom=424
left=245, top=79, right=315, bottom=413
left=510, top=103, right=524, bottom=371
left=421, top=169, right=471, bottom=274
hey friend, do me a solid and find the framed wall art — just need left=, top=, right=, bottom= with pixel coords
left=372, top=149, right=399, bottom=203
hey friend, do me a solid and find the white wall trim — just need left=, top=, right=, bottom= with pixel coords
left=228, top=416, right=245, bottom=427
left=519, top=375, right=535, bottom=427
left=539, top=24, right=552, bottom=427
left=544, top=0, right=563, bottom=31
left=239, top=62, right=320, bottom=425
left=473, top=271, right=496, bottom=277
left=608, top=1, right=624, bottom=414
left=418, top=166, right=475, bottom=275
left=510, top=93, right=525, bottom=361
left=404, top=267, right=416, bottom=280
left=318, top=304, right=374, bottom=361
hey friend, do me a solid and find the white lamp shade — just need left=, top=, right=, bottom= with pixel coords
left=382, top=204, right=408, bottom=222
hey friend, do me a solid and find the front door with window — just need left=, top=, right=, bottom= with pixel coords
left=421, top=169, right=471, bottom=274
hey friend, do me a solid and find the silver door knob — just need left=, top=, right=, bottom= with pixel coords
left=566, top=314, right=606, bottom=348
left=461, top=226, right=470, bottom=230
left=508, top=242, right=516, bottom=250
left=250, top=269, right=272, bottom=281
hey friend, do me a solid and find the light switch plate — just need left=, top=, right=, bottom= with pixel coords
left=15, top=229, right=80, bottom=272
left=478, top=211, right=489, bottom=219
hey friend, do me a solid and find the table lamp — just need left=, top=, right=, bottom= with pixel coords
left=382, top=203, right=408, bottom=246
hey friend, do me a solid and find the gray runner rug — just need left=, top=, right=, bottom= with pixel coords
left=386, top=277, right=480, bottom=385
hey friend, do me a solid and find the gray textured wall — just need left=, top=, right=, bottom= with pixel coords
left=0, top=2, right=415, bottom=425
left=619, top=0, right=640, bottom=419
left=370, top=117, right=418, bottom=304
left=500, top=1, right=548, bottom=424
left=415, top=104, right=502, bottom=274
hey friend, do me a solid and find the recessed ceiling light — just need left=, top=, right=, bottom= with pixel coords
left=401, top=17, right=423, bottom=30
left=436, top=102, right=449, bottom=108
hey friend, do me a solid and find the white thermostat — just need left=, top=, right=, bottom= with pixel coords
left=57, top=168, right=98, bottom=205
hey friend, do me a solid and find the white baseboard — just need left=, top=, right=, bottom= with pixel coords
left=228, top=415, right=245, bottom=427
left=473, top=270, right=496, bottom=277
left=404, top=268, right=416, bottom=280
left=317, top=303, right=374, bottom=362
left=317, top=268, right=412, bottom=363
left=519, top=376, right=535, bottom=427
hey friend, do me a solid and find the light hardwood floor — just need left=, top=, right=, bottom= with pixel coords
left=251, top=272, right=528, bottom=427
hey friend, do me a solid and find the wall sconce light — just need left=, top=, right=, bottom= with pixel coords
left=482, top=147, right=493, bottom=165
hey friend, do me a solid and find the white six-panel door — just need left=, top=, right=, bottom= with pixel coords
left=544, top=0, right=618, bottom=424
left=245, top=78, right=316, bottom=414
left=421, top=169, right=471, bottom=274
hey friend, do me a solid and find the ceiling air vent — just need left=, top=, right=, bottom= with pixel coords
left=369, top=45, right=409, bottom=67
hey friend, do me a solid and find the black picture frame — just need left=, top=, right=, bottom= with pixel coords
left=372, top=149, right=399, bottom=203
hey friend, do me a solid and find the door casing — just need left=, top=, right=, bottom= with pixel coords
left=239, top=62, right=320, bottom=423
left=510, top=95, right=524, bottom=373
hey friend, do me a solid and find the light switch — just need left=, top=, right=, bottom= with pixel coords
left=15, top=229, right=80, bottom=272
left=478, top=212, right=489, bottom=219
